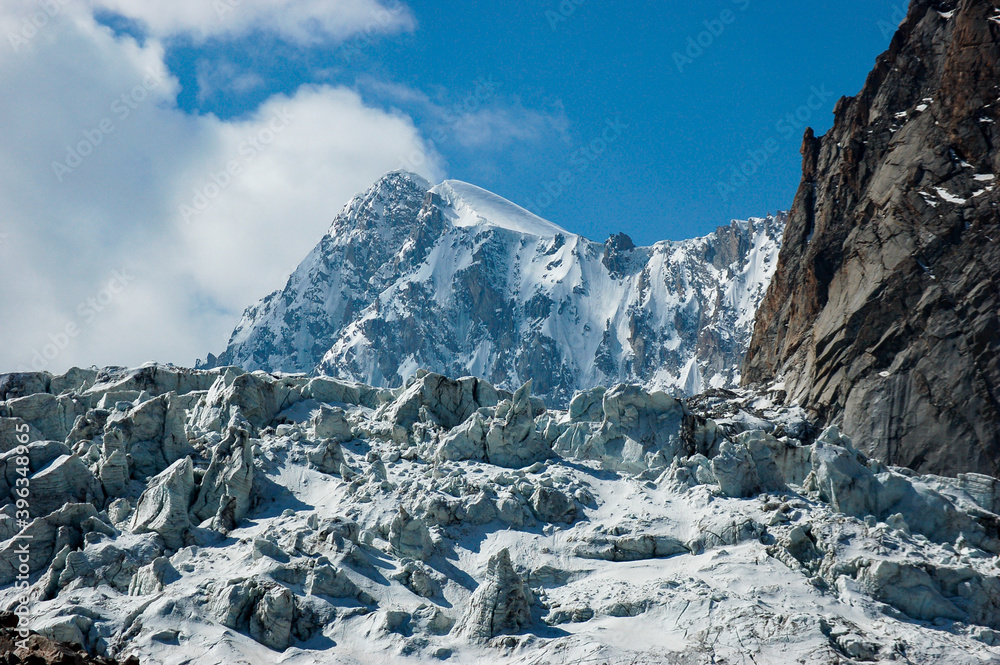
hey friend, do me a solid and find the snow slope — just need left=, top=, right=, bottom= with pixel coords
left=206, top=172, right=784, bottom=405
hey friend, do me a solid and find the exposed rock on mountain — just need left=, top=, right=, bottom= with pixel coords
left=205, top=173, right=784, bottom=406
left=744, top=0, right=1000, bottom=477
left=0, top=612, right=138, bottom=665
left=0, top=363, right=998, bottom=663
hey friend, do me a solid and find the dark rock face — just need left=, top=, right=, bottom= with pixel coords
left=744, top=0, right=1000, bottom=476
left=0, top=613, right=137, bottom=665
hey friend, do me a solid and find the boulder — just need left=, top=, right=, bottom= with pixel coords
left=381, top=372, right=501, bottom=431
left=529, top=487, right=577, bottom=524
left=28, top=454, right=103, bottom=516
left=190, top=415, right=254, bottom=525
left=388, top=508, right=434, bottom=561
left=130, top=457, right=196, bottom=550
left=484, top=381, right=552, bottom=468
left=310, top=405, right=353, bottom=442
left=454, top=548, right=531, bottom=642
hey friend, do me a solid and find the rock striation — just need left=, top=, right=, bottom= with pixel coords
left=744, top=0, right=1000, bottom=477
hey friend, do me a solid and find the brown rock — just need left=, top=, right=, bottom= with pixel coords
left=744, top=0, right=1000, bottom=477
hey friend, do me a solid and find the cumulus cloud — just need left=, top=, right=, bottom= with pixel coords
left=90, top=0, right=416, bottom=43
left=0, top=3, right=441, bottom=373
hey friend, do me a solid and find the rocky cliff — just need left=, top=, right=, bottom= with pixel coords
left=744, top=0, right=1000, bottom=477
left=205, top=173, right=784, bottom=406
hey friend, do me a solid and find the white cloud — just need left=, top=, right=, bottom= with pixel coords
left=91, top=0, right=416, bottom=43
left=0, top=5, right=441, bottom=373
left=357, top=78, right=572, bottom=151
left=196, top=59, right=266, bottom=104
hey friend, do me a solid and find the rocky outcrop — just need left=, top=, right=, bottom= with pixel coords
left=453, top=549, right=531, bottom=643
left=0, top=612, right=138, bottom=665
left=381, top=372, right=502, bottom=431
left=743, top=0, right=1000, bottom=477
left=129, top=457, right=195, bottom=550
left=436, top=381, right=553, bottom=468
left=190, top=416, right=254, bottom=525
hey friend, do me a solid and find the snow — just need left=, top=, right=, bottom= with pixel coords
left=12, top=374, right=1000, bottom=665
left=679, top=357, right=703, bottom=397
left=934, top=187, right=967, bottom=204
left=973, top=173, right=995, bottom=181
left=432, top=180, right=568, bottom=238
left=215, top=173, right=786, bottom=403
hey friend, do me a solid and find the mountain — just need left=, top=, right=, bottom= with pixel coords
left=743, top=0, right=1000, bottom=477
left=205, top=172, right=785, bottom=406
left=3, top=364, right=1000, bottom=664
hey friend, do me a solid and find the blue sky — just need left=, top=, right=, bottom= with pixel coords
left=0, top=0, right=907, bottom=371
left=154, top=0, right=903, bottom=244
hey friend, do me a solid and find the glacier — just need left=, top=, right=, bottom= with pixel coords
left=1, top=364, right=999, bottom=664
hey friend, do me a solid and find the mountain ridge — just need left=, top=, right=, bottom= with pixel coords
left=203, top=172, right=785, bottom=406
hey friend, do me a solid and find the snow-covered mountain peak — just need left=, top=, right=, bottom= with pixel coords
left=206, top=173, right=786, bottom=405
left=328, top=170, right=430, bottom=240
left=432, top=179, right=569, bottom=238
